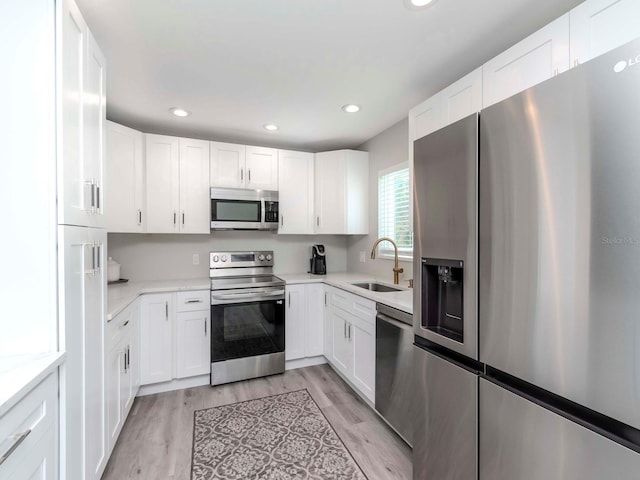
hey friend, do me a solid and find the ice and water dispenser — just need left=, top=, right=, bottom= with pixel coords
left=421, top=258, right=465, bottom=343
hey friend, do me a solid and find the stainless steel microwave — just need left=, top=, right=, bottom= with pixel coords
left=210, top=187, right=279, bottom=230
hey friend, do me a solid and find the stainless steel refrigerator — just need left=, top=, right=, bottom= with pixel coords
left=413, top=36, right=640, bottom=479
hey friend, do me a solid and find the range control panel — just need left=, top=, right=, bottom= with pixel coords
left=209, top=251, right=274, bottom=269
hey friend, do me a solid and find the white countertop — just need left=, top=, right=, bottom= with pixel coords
left=107, top=272, right=413, bottom=320
left=0, top=352, right=65, bottom=417
left=278, top=272, right=413, bottom=314
left=107, top=278, right=210, bottom=320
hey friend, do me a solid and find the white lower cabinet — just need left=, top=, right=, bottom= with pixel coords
left=285, top=284, right=325, bottom=361
left=139, top=293, right=173, bottom=384
left=324, top=286, right=376, bottom=403
left=105, top=301, right=140, bottom=456
left=0, top=372, right=58, bottom=480
left=176, top=310, right=210, bottom=378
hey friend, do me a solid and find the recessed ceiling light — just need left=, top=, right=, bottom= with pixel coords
left=404, top=0, right=437, bottom=10
left=263, top=124, right=279, bottom=131
left=170, top=107, right=190, bottom=117
left=342, top=104, right=360, bottom=113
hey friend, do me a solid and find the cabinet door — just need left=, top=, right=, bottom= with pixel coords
left=323, top=289, right=333, bottom=360
left=0, top=426, right=57, bottom=480
left=278, top=150, right=314, bottom=234
left=350, top=318, right=376, bottom=403
left=139, top=293, right=173, bottom=384
left=210, top=142, right=245, bottom=188
left=570, top=0, right=640, bottom=66
left=483, top=14, right=570, bottom=107
left=106, top=342, right=123, bottom=452
left=84, top=30, right=107, bottom=229
left=129, top=303, right=141, bottom=397
left=440, top=67, right=483, bottom=126
left=246, top=146, right=278, bottom=190
left=285, top=285, right=306, bottom=361
left=315, top=151, right=346, bottom=234
left=146, top=135, right=180, bottom=233
left=175, top=310, right=210, bottom=378
left=344, top=151, right=369, bottom=235
left=179, top=138, right=210, bottom=233
left=106, top=121, right=144, bottom=232
left=58, top=226, right=105, bottom=480
left=305, top=284, right=325, bottom=357
left=59, top=0, right=92, bottom=227
left=330, top=308, right=352, bottom=375
left=409, top=93, right=443, bottom=143
left=84, top=228, right=107, bottom=479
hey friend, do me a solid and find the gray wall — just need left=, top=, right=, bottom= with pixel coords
left=107, top=232, right=348, bottom=281
left=347, top=118, right=413, bottom=285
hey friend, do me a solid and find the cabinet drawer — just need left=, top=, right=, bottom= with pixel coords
left=0, top=372, right=57, bottom=472
left=176, top=290, right=209, bottom=312
left=107, top=302, right=135, bottom=350
left=330, top=287, right=376, bottom=325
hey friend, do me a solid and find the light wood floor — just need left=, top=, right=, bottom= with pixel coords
left=101, top=364, right=412, bottom=480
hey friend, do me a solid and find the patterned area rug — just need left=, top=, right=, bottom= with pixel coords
left=191, top=389, right=367, bottom=480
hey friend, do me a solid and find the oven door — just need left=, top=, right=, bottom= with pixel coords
left=210, top=287, right=285, bottom=363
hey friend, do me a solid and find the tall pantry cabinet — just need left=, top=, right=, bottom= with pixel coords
left=57, top=0, right=108, bottom=478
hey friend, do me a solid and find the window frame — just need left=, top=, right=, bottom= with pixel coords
left=377, top=162, right=413, bottom=261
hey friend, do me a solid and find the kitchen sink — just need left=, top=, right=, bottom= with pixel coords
left=351, top=282, right=403, bottom=293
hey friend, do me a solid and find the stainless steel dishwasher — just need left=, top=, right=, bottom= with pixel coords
left=375, top=303, right=414, bottom=446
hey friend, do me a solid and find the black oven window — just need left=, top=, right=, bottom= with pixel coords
left=212, top=200, right=261, bottom=222
left=211, top=300, right=285, bottom=362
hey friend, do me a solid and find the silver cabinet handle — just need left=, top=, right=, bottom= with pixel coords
left=182, top=212, right=185, bottom=226
left=248, top=169, right=251, bottom=182
left=344, top=321, right=347, bottom=338
left=173, top=212, right=177, bottom=225
left=185, top=299, right=202, bottom=304
left=96, top=184, right=101, bottom=211
left=165, top=301, right=169, bottom=320
left=240, top=168, right=244, bottom=182
left=0, top=429, right=31, bottom=466
left=204, top=318, right=207, bottom=336
left=281, top=215, right=284, bottom=227
left=324, top=292, right=327, bottom=306
left=348, top=323, right=351, bottom=340
left=123, top=350, right=127, bottom=372
left=138, top=209, right=142, bottom=225
left=316, top=216, right=320, bottom=227
left=127, top=346, right=130, bottom=369
left=122, top=320, right=130, bottom=327
left=96, top=242, right=101, bottom=274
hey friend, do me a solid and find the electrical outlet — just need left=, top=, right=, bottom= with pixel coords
left=193, top=254, right=200, bottom=265
left=359, top=251, right=366, bottom=263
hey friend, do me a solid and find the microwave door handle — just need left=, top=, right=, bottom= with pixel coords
left=261, top=198, right=266, bottom=225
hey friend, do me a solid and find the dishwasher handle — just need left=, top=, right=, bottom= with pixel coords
left=376, top=312, right=413, bottom=331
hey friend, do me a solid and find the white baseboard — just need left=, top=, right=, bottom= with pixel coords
left=285, top=356, right=327, bottom=371
left=137, top=374, right=210, bottom=396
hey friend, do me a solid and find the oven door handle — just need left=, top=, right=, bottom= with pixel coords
left=211, top=289, right=285, bottom=302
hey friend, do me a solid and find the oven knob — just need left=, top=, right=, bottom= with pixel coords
left=213, top=255, right=219, bottom=262
left=266, top=254, right=272, bottom=261
left=258, top=254, right=265, bottom=261
left=221, top=255, right=227, bottom=262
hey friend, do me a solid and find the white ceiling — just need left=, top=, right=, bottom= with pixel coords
left=76, top=0, right=583, bottom=151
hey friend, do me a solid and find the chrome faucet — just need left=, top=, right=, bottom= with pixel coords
left=370, top=237, right=404, bottom=285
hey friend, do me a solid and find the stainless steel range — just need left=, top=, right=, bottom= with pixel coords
left=209, top=251, right=286, bottom=386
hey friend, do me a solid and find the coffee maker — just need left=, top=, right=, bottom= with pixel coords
left=309, top=244, right=327, bottom=275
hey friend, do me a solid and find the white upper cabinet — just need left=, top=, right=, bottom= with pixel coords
left=278, top=150, right=314, bottom=234
left=146, top=135, right=209, bottom=233
left=59, top=0, right=106, bottom=228
left=179, top=138, right=210, bottom=233
left=315, top=150, right=369, bottom=235
left=409, top=93, right=443, bottom=143
left=483, top=14, right=570, bottom=108
left=246, top=146, right=278, bottom=190
left=440, top=67, right=483, bottom=126
left=210, top=142, right=245, bottom=188
left=210, top=142, right=278, bottom=190
left=106, top=121, right=145, bottom=233
left=570, top=0, right=640, bottom=66
left=146, top=135, right=180, bottom=233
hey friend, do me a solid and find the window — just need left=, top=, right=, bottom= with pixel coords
left=378, top=163, right=413, bottom=259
